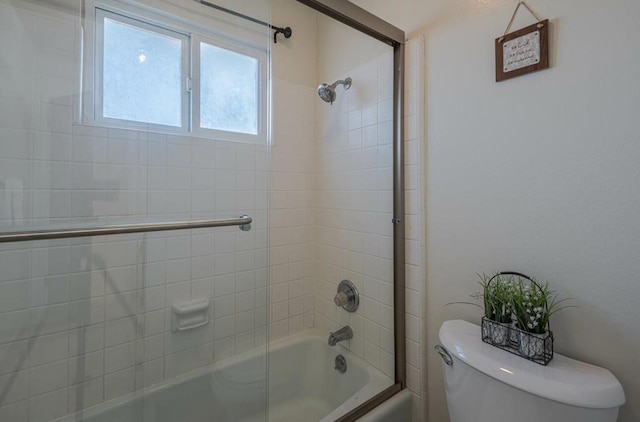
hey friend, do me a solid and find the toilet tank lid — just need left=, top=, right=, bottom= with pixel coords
left=439, top=320, right=626, bottom=409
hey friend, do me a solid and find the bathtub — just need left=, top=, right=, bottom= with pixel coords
left=267, top=332, right=394, bottom=421
left=56, top=331, right=404, bottom=422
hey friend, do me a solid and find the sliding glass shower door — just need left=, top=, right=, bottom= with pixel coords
left=0, top=0, right=271, bottom=421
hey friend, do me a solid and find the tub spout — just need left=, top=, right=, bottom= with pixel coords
left=328, top=326, right=353, bottom=346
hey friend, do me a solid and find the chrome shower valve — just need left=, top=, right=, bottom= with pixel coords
left=333, top=280, right=359, bottom=313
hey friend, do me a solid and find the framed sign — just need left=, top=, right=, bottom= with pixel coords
left=495, top=19, right=549, bottom=82
left=495, top=1, right=550, bottom=82
left=496, top=19, right=549, bottom=82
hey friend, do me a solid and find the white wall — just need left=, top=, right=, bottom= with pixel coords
left=351, top=0, right=640, bottom=421
left=316, top=14, right=388, bottom=85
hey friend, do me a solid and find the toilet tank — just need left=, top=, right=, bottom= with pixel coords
left=438, top=320, right=625, bottom=422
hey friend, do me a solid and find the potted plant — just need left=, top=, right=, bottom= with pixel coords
left=511, top=279, right=572, bottom=359
left=450, top=271, right=573, bottom=365
left=480, top=273, right=518, bottom=345
left=450, top=273, right=516, bottom=345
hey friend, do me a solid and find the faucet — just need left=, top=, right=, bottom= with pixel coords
left=328, top=326, right=353, bottom=346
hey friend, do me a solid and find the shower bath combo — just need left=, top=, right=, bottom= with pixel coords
left=0, top=0, right=409, bottom=421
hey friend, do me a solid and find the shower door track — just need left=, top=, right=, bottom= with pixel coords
left=0, top=215, right=252, bottom=243
left=296, top=1, right=407, bottom=421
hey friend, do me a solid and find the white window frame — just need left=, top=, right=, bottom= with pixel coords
left=94, top=8, right=190, bottom=133
left=192, top=34, right=267, bottom=143
left=80, top=0, right=268, bottom=144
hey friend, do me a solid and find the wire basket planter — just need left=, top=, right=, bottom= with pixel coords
left=481, top=271, right=554, bottom=366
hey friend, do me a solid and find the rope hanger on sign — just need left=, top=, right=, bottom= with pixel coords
left=499, top=1, right=545, bottom=43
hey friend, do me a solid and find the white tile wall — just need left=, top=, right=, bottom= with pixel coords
left=313, top=50, right=397, bottom=380
left=312, top=38, right=427, bottom=422
left=404, top=37, right=426, bottom=422
left=268, top=78, right=316, bottom=341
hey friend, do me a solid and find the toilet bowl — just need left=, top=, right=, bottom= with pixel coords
left=437, top=320, right=625, bottom=422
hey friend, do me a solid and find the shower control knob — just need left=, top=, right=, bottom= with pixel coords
left=334, top=292, right=349, bottom=307
left=334, top=280, right=359, bottom=313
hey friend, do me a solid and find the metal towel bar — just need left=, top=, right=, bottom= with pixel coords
left=0, top=215, right=252, bottom=243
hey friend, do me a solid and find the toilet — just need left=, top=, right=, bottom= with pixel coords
left=437, top=320, right=626, bottom=422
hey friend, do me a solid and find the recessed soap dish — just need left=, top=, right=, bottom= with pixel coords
left=172, top=298, right=210, bottom=332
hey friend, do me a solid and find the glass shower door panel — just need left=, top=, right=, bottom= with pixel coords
left=307, top=14, right=396, bottom=420
left=0, top=1, right=271, bottom=421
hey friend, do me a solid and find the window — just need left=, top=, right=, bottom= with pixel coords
left=86, top=4, right=267, bottom=142
left=199, top=42, right=258, bottom=135
left=97, top=10, right=188, bottom=128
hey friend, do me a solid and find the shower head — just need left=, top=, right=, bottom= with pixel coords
left=317, top=77, right=352, bottom=105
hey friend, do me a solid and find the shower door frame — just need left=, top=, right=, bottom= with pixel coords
left=295, top=1, right=407, bottom=420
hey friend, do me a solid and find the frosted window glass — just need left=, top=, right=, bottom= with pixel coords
left=200, top=43, right=258, bottom=135
left=102, top=17, right=183, bottom=127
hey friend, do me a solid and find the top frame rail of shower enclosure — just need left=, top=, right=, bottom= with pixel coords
left=0, top=215, right=252, bottom=243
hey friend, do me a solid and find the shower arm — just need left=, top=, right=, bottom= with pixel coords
left=331, top=78, right=352, bottom=89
